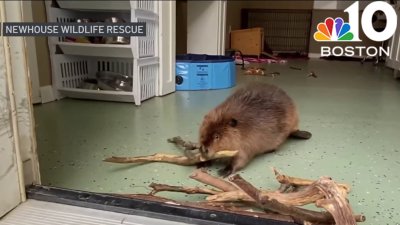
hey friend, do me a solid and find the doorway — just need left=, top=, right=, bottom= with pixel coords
left=3, top=1, right=400, bottom=225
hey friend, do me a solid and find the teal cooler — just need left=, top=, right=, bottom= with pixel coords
left=175, top=54, right=236, bottom=91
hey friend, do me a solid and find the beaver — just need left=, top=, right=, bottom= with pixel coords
left=198, top=82, right=311, bottom=177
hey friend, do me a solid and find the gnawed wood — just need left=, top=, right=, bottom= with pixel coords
left=149, top=183, right=220, bottom=195
left=147, top=167, right=364, bottom=224
left=206, top=190, right=252, bottom=202
left=103, top=135, right=365, bottom=225
left=167, top=136, right=200, bottom=150
left=229, top=174, right=336, bottom=224
left=273, top=167, right=351, bottom=193
left=207, top=186, right=323, bottom=207
left=190, top=169, right=238, bottom=192
left=314, top=177, right=357, bottom=225
left=103, top=150, right=238, bottom=166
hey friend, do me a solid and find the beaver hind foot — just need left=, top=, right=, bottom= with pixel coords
left=290, top=130, right=312, bottom=139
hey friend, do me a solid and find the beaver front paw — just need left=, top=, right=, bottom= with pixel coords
left=218, top=165, right=233, bottom=177
left=196, top=161, right=213, bottom=169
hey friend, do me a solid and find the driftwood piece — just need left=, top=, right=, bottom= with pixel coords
left=149, top=182, right=220, bottom=195
left=229, top=174, right=335, bottom=224
left=167, top=136, right=200, bottom=150
left=207, top=187, right=323, bottom=207
left=273, top=168, right=351, bottom=193
left=229, top=174, right=364, bottom=224
left=111, top=168, right=365, bottom=225
left=103, top=153, right=200, bottom=166
left=307, top=71, right=318, bottom=78
left=190, top=169, right=238, bottom=192
left=103, top=134, right=364, bottom=225
left=290, top=66, right=302, bottom=70
left=147, top=167, right=364, bottom=223
left=103, top=151, right=237, bottom=166
left=104, top=136, right=237, bottom=165
left=314, top=177, right=357, bottom=225
left=194, top=169, right=324, bottom=207
left=161, top=169, right=321, bottom=207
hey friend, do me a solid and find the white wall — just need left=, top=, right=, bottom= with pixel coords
left=313, top=1, right=338, bottom=10
left=314, top=0, right=374, bottom=10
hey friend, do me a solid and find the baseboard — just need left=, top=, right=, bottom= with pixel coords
left=308, top=53, right=321, bottom=59
left=31, top=95, right=41, bottom=104
left=308, top=53, right=372, bottom=60
left=40, top=85, right=56, bottom=104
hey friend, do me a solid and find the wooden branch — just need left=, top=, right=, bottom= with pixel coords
left=229, top=174, right=335, bottom=224
left=167, top=136, right=200, bottom=150
left=109, top=167, right=365, bottom=224
left=113, top=192, right=364, bottom=225
left=102, top=135, right=364, bottom=224
left=207, top=187, right=323, bottom=207
left=314, top=177, right=358, bottom=225
left=149, top=182, right=220, bottom=195
left=190, top=169, right=238, bottom=192
left=103, top=150, right=238, bottom=166
left=197, top=169, right=322, bottom=206
left=272, top=185, right=326, bottom=207
left=104, top=153, right=199, bottom=165
left=273, top=167, right=351, bottom=193
left=206, top=190, right=252, bottom=202
left=278, top=183, right=294, bottom=193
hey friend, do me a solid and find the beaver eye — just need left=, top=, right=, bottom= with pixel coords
left=213, top=134, right=220, bottom=140
left=229, top=118, right=238, bottom=127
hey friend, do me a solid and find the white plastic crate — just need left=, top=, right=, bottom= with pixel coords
left=134, top=17, right=157, bottom=58
left=52, top=55, right=159, bottom=105
left=46, top=6, right=158, bottom=58
left=57, top=42, right=133, bottom=58
left=45, top=1, right=161, bottom=105
left=56, top=0, right=158, bottom=14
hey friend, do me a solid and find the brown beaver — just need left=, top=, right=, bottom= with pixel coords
left=198, top=82, right=311, bottom=177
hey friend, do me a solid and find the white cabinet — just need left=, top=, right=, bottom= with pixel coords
left=45, top=0, right=166, bottom=105
left=385, top=2, right=400, bottom=78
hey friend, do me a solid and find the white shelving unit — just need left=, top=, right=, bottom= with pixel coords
left=45, top=0, right=160, bottom=105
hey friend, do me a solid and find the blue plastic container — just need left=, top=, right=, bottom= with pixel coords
left=175, top=54, right=236, bottom=91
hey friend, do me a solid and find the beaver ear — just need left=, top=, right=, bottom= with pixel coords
left=228, top=118, right=238, bottom=127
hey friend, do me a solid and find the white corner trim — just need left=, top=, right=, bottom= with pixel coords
left=40, top=85, right=56, bottom=104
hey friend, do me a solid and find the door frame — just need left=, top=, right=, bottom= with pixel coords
left=0, top=0, right=41, bottom=217
left=0, top=0, right=26, bottom=217
left=158, top=0, right=176, bottom=96
left=385, top=2, right=400, bottom=78
left=21, top=1, right=42, bottom=104
left=0, top=0, right=227, bottom=217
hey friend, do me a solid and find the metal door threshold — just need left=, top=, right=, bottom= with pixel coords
left=0, top=199, right=191, bottom=225
left=12, top=185, right=295, bottom=225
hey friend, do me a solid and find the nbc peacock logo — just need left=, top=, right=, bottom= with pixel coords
left=314, top=17, right=354, bottom=42
left=315, top=1, right=397, bottom=57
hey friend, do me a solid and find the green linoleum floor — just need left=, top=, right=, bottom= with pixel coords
left=34, top=59, right=400, bottom=225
